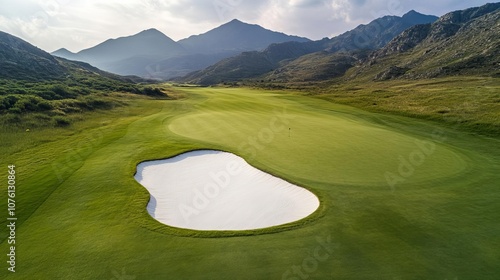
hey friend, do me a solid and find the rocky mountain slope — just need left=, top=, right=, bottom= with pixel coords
left=353, top=2, right=500, bottom=81
left=180, top=11, right=438, bottom=85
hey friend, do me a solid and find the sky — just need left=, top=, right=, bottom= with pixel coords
left=0, top=0, right=495, bottom=52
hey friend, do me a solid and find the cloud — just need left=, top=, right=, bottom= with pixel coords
left=288, top=0, right=325, bottom=8
left=0, top=0, right=494, bottom=52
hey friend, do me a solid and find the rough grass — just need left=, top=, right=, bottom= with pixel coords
left=1, top=86, right=499, bottom=279
left=309, top=76, right=500, bottom=136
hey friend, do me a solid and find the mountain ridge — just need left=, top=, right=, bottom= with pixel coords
left=0, top=31, right=65, bottom=80
left=360, top=2, right=500, bottom=80
left=178, top=19, right=310, bottom=54
left=52, top=20, right=311, bottom=79
left=0, top=30, right=168, bottom=127
left=66, top=28, right=185, bottom=63
left=179, top=10, right=438, bottom=85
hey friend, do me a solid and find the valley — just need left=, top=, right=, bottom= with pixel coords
left=0, top=2, right=499, bottom=279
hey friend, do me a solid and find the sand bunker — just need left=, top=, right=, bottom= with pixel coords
left=134, top=150, right=320, bottom=231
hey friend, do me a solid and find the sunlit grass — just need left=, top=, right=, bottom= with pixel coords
left=1, top=86, right=499, bottom=279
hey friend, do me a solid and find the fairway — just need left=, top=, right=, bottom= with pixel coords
left=1, top=87, right=499, bottom=279
left=169, top=88, right=468, bottom=187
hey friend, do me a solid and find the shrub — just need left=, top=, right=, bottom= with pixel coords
left=51, top=85, right=76, bottom=99
left=7, top=107, right=22, bottom=114
left=53, top=116, right=71, bottom=127
left=36, top=90, right=59, bottom=100
left=37, top=100, right=53, bottom=111
left=10, top=95, right=52, bottom=112
left=141, top=87, right=166, bottom=97
left=79, top=96, right=112, bottom=110
left=13, top=96, right=40, bottom=112
left=1, top=113, right=21, bottom=124
left=0, top=95, right=20, bottom=111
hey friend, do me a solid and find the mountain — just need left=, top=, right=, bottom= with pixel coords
left=52, top=20, right=310, bottom=79
left=52, top=48, right=78, bottom=60
left=77, top=28, right=185, bottom=63
left=325, top=10, right=439, bottom=51
left=264, top=51, right=364, bottom=83
left=53, top=29, right=187, bottom=77
left=353, top=3, right=500, bottom=80
left=178, top=19, right=310, bottom=54
left=180, top=11, right=438, bottom=85
left=0, top=31, right=65, bottom=80
left=0, top=30, right=167, bottom=126
left=0, top=30, right=144, bottom=83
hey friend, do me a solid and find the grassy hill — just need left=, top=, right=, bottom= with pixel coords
left=0, top=31, right=65, bottom=80
left=263, top=51, right=365, bottom=83
left=0, top=31, right=169, bottom=128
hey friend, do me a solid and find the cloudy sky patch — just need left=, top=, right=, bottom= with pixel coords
left=0, top=0, right=493, bottom=52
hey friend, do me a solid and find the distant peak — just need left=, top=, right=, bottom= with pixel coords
left=131, top=28, right=175, bottom=40
left=52, top=48, right=75, bottom=54
left=223, top=19, right=253, bottom=27
left=228, top=19, right=243, bottom=24
left=404, top=10, right=419, bottom=16
left=138, top=28, right=162, bottom=35
left=402, top=10, right=434, bottom=19
left=402, top=10, right=438, bottom=23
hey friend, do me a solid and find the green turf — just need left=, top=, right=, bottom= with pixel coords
left=1, top=87, right=499, bottom=279
left=169, top=88, right=467, bottom=187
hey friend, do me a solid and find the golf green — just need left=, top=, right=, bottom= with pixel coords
left=169, top=88, right=468, bottom=187
left=1, top=87, right=499, bottom=279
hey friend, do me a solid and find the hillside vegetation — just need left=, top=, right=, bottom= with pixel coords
left=313, top=77, right=500, bottom=136
left=0, top=31, right=169, bottom=128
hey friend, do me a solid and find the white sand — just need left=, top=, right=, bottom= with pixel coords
left=134, top=150, right=320, bottom=231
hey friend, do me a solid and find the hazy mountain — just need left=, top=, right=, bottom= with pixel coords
left=0, top=31, right=65, bottom=80
left=178, top=19, right=310, bottom=54
left=0, top=30, right=149, bottom=84
left=141, top=52, right=239, bottom=80
left=52, top=28, right=187, bottom=77
left=52, top=20, right=310, bottom=79
left=180, top=11, right=438, bottom=85
left=355, top=3, right=500, bottom=80
left=0, top=30, right=167, bottom=128
left=52, top=47, right=78, bottom=60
